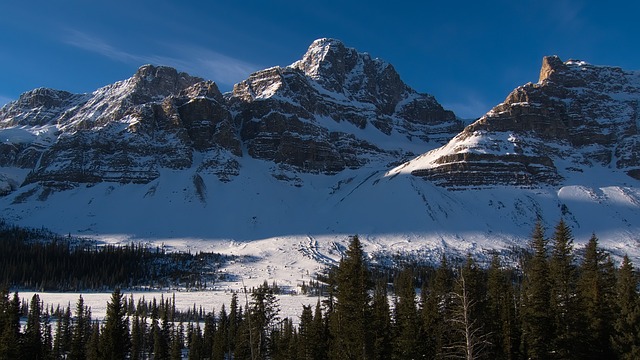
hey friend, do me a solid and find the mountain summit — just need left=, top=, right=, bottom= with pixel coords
left=1, top=45, right=639, bottom=279
left=392, top=56, right=640, bottom=187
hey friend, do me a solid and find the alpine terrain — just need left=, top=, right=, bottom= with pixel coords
left=1, top=39, right=639, bottom=287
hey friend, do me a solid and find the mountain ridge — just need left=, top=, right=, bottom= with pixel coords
left=1, top=40, right=639, bottom=285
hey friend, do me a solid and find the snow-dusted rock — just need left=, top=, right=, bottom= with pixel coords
left=401, top=56, right=640, bottom=187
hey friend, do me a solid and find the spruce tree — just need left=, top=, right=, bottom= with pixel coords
left=549, top=219, right=582, bottom=359
left=0, top=292, right=20, bottom=359
left=578, top=234, right=616, bottom=359
left=612, top=255, right=640, bottom=359
left=486, top=254, right=520, bottom=360
left=312, top=300, right=327, bottom=360
left=101, top=288, right=130, bottom=359
left=392, top=269, right=420, bottom=360
left=371, top=280, right=392, bottom=360
left=521, top=221, right=552, bottom=360
left=329, top=235, right=373, bottom=360
left=23, top=294, right=45, bottom=360
left=299, top=305, right=315, bottom=360
left=421, top=254, right=454, bottom=359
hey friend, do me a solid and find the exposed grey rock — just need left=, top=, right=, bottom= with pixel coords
left=409, top=56, right=640, bottom=187
left=0, top=39, right=462, bottom=194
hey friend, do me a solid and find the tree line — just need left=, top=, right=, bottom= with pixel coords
left=1, top=220, right=640, bottom=359
left=0, top=219, right=231, bottom=290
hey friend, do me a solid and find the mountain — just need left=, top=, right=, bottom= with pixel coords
left=395, top=55, right=640, bottom=187
left=1, top=40, right=639, bottom=288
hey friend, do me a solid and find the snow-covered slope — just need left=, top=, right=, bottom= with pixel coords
left=1, top=47, right=640, bottom=289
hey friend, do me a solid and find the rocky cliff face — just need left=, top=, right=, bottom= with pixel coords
left=397, top=56, right=640, bottom=187
left=0, top=38, right=460, bottom=194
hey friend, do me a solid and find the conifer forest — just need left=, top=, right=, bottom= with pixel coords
left=1, top=220, right=640, bottom=359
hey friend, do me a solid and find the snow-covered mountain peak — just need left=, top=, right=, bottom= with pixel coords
left=398, top=56, right=640, bottom=188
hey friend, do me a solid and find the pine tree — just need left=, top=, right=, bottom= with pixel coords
left=53, top=305, right=72, bottom=358
left=392, top=269, right=420, bottom=360
left=371, top=280, right=392, bottom=360
left=130, top=314, right=143, bottom=360
left=521, top=221, right=552, bottom=360
left=101, top=288, right=130, bottom=359
left=421, top=254, right=454, bottom=359
left=298, top=305, right=315, bottom=360
left=229, top=293, right=240, bottom=354
left=86, top=321, right=102, bottom=360
left=329, top=235, right=373, bottom=360
left=578, top=234, right=616, bottom=359
left=548, top=219, right=582, bottom=359
left=249, top=281, right=281, bottom=359
left=23, top=294, right=45, bottom=360
left=170, top=322, right=185, bottom=360
left=486, top=254, right=520, bottom=360
left=612, top=255, right=640, bottom=359
left=70, top=295, right=91, bottom=360
left=312, top=300, right=328, bottom=360
left=0, top=292, right=20, bottom=359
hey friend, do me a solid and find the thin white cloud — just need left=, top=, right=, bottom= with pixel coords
left=0, top=95, right=14, bottom=107
left=443, top=95, right=493, bottom=121
left=62, top=30, right=261, bottom=86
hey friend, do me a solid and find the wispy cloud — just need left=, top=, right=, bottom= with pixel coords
left=0, top=95, right=14, bottom=107
left=62, top=30, right=262, bottom=87
left=443, top=94, right=493, bottom=121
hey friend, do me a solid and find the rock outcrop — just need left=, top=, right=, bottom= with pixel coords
left=397, top=56, right=640, bottom=187
left=0, top=38, right=461, bottom=193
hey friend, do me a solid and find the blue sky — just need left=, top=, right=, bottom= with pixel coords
left=1, top=1, right=639, bottom=119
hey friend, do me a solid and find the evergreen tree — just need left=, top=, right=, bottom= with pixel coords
left=249, top=281, right=281, bottom=359
left=70, top=295, right=91, bottom=360
left=578, top=234, right=616, bottom=359
left=612, top=255, right=640, bottom=359
left=371, top=280, right=392, bottom=360
left=53, top=305, right=72, bottom=358
left=229, top=293, right=240, bottom=354
left=188, top=323, right=205, bottom=360
left=447, top=256, right=489, bottom=360
left=0, top=292, right=21, bottom=359
left=170, top=322, right=185, bottom=360
left=101, top=288, right=130, bottom=359
left=298, top=305, right=315, bottom=360
left=86, top=321, right=101, bottom=360
left=521, top=221, right=552, bottom=360
left=130, top=314, right=143, bottom=360
left=329, top=235, right=373, bottom=360
left=486, top=254, right=520, bottom=360
left=392, top=269, right=420, bottom=360
left=23, top=294, right=45, bottom=360
left=421, top=254, right=454, bottom=359
left=312, top=300, right=328, bottom=360
left=549, top=219, right=582, bottom=359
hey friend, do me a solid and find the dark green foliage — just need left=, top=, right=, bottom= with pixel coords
left=421, top=254, right=454, bottom=359
left=392, top=269, right=420, bottom=360
left=371, top=280, right=392, bottom=360
left=101, top=288, right=130, bottom=359
left=23, top=294, right=46, bottom=360
left=0, top=231, right=639, bottom=360
left=613, top=255, right=640, bottom=359
left=486, top=254, right=520, bottom=360
left=330, top=235, right=373, bottom=360
left=521, top=221, right=552, bottom=360
left=0, top=219, right=231, bottom=291
left=578, top=234, right=617, bottom=359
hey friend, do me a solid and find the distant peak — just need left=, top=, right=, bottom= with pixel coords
left=308, top=38, right=346, bottom=50
left=539, top=55, right=567, bottom=83
left=134, top=64, right=180, bottom=80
